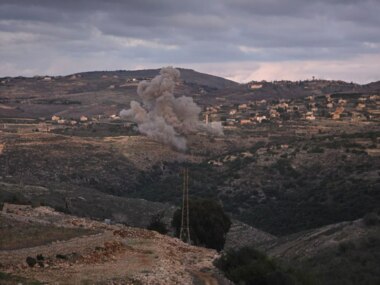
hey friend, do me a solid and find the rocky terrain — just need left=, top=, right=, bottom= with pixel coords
left=0, top=203, right=231, bottom=285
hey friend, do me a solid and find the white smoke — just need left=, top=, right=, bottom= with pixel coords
left=120, top=67, right=223, bottom=150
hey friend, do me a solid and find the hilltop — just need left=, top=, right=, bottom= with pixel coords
left=0, top=68, right=238, bottom=119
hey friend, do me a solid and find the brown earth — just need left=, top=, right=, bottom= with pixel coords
left=0, top=204, right=231, bottom=285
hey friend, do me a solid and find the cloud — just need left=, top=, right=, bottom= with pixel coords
left=0, top=0, right=379, bottom=82
left=188, top=54, right=380, bottom=84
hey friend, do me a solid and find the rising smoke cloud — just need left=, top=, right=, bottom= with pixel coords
left=120, top=67, right=223, bottom=150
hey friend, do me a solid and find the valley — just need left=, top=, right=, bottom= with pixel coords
left=0, top=68, right=379, bottom=284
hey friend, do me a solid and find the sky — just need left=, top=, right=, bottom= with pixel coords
left=0, top=0, right=379, bottom=83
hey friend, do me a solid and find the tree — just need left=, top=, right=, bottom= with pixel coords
left=172, top=198, right=231, bottom=251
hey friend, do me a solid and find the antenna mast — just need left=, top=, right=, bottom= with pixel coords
left=180, top=168, right=191, bottom=244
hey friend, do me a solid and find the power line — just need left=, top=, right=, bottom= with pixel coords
left=180, top=168, right=191, bottom=244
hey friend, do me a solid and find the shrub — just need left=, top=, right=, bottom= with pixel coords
left=26, top=257, right=37, bottom=267
left=363, top=212, right=379, bottom=226
left=147, top=213, right=168, bottom=234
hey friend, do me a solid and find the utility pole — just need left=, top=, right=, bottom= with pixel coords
left=180, top=168, right=191, bottom=244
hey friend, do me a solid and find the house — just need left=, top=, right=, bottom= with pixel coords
left=208, top=160, right=223, bottom=166
left=305, top=112, right=316, bottom=120
left=250, top=83, right=263, bottom=89
left=229, top=109, right=237, bottom=115
left=80, top=115, right=88, bottom=122
left=256, top=115, right=267, bottom=123
left=238, top=104, right=248, bottom=110
left=338, top=99, right=347, bottom=106
left=51, top=115, right=60, bottom=121
left=240, top=119, right=251, bottom=125
left=258, top=99, right=267, bottom=105
left=356, top=103, right=366, bottom=110
left=331, top=107, right=344, bottom=120
left=270, top=109, right=280, bottom=118
left=226, top=118, right=236, bottom=125
left=332, top=113, right=340, bottom=120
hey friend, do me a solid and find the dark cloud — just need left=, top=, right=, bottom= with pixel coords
left=0, top=0, right=379, bottom=82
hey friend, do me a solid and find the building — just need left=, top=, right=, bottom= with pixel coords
left=305, top=112, right=316, bottom=120
left=255, top=115, right=267, bottom=123
left=240, top=119, right=251, bottom=125
left=250, top=83, right=263, bottom=89
left=356, top=103, right=366, bottom=110
left=238, top=103, right=248, bottom=110
left=80, top=115, right=88, bottom=122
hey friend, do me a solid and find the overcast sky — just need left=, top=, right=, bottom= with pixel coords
left=1, top=0, right=379, bottom=83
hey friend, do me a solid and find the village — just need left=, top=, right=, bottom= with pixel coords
left=1, top=84, right=379, bottom=136
left=205, top=90, right=380, bottom=128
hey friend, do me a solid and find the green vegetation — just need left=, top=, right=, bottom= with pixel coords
left=130, top=135, right=380, bottom=236
left=300, top=233, right=380, bottom=285
left=147, top=212, right=168, bottom=234
left=215, top=247, right=316, bottom=285
left=172, top=199, right=231, bottom=251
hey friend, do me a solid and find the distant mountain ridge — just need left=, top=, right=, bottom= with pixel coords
left=58, top=67, right=239, bottom=90
left=0, top=67, right=379, bottom=118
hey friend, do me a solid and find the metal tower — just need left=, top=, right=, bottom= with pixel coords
left=180, top=168, right=191, bottom=244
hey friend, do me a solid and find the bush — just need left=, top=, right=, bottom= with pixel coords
left=363, top=212, right=379, bottom=226
left=26, top=257, right=37, bottom=267
left=147, top=213, right=168, bottom=234
left=172, top=198, right=231, bottom=251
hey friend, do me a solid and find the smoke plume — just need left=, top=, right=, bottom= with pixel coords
left=120, top=67, right=223, bottom=150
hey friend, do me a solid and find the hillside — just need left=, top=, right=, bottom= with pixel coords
left=1, top=68, right=380, bottom=118
left=0, top=68, right=379, bottom=284
left=259, top=216, right=380, bottom=285
left=199, top=79, right=380, bottom=105
left=0, top=203, right=231, bottom=285
left=0, top=68, right=238, bottom=119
